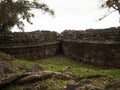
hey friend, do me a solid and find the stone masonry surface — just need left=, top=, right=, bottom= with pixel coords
left=0, top=28, right=120, bottom=67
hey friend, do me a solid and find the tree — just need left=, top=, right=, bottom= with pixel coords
left=100, top=0, right=120, bottom=20
left=0, top=0, right=54, bottom=33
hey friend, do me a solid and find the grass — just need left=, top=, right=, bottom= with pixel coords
left=37, top=78, right=66, bottom=90
left=13, top=54, right=120, bottom=78
left=34, top=55, right=120, bottom=78
left=13, top=59, right=40, bottom=67
left=2, top=55, right=120, bottom=90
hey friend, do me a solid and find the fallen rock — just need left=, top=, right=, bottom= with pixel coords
left=64, top=79, right=103, bottom=90
left=0, top=61, right=19, bottom=81
left=0, top=71, right=72, bottom=89
left=0, top=51, right=13, bottom=61
left=0, top=73, right=29, bottom=88
left=25, top=64, right=44, bottom=72
left=65, top=80, right=76, bottom=90
left=104, top=81, right=120, bottom=90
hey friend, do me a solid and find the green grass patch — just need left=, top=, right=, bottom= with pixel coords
left=34, top=55, right=120, bottom=78
left=13, top=59, right=39, bottom=66
left=12, top=55, right=120, bottom=78
left=38, top=78, right=66, bottom=90
left=12, top=59, right=45, bottom=73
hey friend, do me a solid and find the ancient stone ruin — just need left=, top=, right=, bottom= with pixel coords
left=0, top=27, right=120, bottom=68
left=0, top=30, right=61, bottom=60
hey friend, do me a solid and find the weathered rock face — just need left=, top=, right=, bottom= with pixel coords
left=0, top=30, right=61, bottom=60
left=62, top=40, right=120, bottom=67
left=0, top=30, right=59, bottom=44
left=62, top=27, right=120, bottom=68
left=0, top=42, right=61, bottom=60
left=0, top=51, right=13, bottom=61
left=61, top=27, right=120, bottom=41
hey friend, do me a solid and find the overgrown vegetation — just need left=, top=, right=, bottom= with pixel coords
left=0, top=0, right=54, bottom=33
left=1, top=55, right=120, bottom=90
left=13, top=55, right=120, bottom=78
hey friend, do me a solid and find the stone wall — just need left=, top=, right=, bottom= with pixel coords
left=0, top=42, right=61, bottom=60
left=61, top=27, right=120, bottom=41
left=0, top=31, right=61, bottom=60
left=0, top=27, right=120, bottom=67
left=62, top=27, right=120, bottom=68
left=62, top=40, right=120, bottom=67
left=0, top=30, right=59, bottom=44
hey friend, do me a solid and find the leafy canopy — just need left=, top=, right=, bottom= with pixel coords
left=0, top=0, right=54, bottom=33
left=100, top=0, right=120, bottom=20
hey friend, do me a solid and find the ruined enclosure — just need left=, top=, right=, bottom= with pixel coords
left=0, top=27, right=120, bottom=67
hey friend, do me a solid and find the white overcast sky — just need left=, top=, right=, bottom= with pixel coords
left=13, top=0, right=120, bottom=32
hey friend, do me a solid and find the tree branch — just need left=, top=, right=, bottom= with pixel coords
left=99, top=10, right=116, bottom=21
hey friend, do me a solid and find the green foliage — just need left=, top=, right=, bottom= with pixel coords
left=0, top=0, right=54, bottom=33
